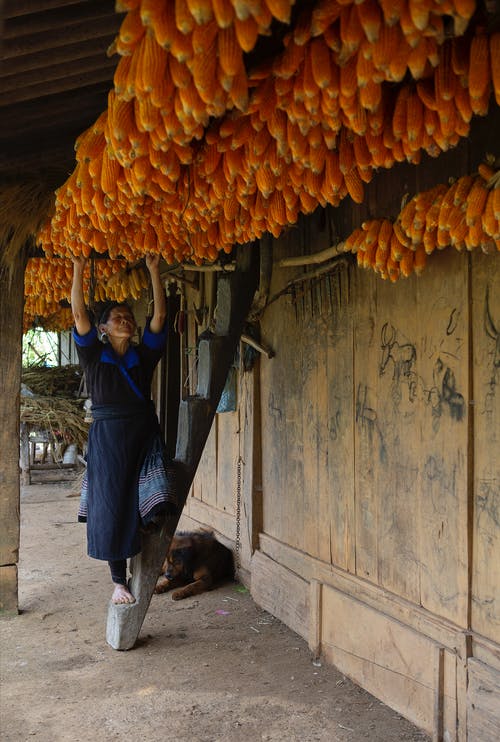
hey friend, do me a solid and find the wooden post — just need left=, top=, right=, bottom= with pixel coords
left=0, top=254, right=26, bottom=614
left=106, top=245, right=259, bottom=650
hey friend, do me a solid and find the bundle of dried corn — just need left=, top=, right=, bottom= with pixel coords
left=0, top=177, right=56, bottom=268
left=23, top=257, right=149, bottom=330
left=343, top=160, right=500, bottom=280
left=23, top=305, right=74, bottom=334
left=32, top=1, right=499, bottom=323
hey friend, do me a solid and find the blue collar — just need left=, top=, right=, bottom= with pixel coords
left=101, top=345, right=139, bottom=369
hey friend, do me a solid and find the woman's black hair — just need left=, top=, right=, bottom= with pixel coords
left=98, top=301, right=134, bottom=326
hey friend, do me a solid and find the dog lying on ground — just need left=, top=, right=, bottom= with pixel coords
left=154, top=530, right=234, bottom=600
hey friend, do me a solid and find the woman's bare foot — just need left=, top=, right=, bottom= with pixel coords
left=112, top=583, right=135, bottom=605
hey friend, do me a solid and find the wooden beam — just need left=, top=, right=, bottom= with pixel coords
left=0, top=37, right=116, bottom=76
left=0, top=83, right=110, bottom=135
left=1, top=15, right=120, bottom=59
left=2, top=1, right=117, bottom=38
left=0, top=54, right=116, bottom=95
left=3, top=0, right=87, bottom=19
left=1, top=65, right=116, bottom=105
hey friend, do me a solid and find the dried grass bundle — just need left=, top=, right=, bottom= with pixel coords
left=20, top=396, right=89, bottom=449
left=0, top=175, right=56, bottom=268
left=22, top=365, right=83, bottom=397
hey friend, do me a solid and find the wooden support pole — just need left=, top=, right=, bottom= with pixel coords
left=0, top=254, right=26, bottom=614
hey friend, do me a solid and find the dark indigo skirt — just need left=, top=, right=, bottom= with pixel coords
left=82, top=402, right=160, bottom=561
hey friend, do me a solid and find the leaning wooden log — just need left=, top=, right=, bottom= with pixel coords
left=106, top=244, right=259, bottom=650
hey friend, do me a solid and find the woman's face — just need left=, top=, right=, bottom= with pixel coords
left=101, top=307, right=136, bottom=340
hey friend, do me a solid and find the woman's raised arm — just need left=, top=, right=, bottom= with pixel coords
left=71, top=256, right=92, bottom=336
left=145, top=254, right=167, bottom=334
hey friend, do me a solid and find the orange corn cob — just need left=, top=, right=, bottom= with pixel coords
left=490, top=33, right=500, bottom=106
left=356, top=0, right=382, bottom=44
left=468, top=33, right=490, bottom=101
left=465, top=178, right=489, bottom=226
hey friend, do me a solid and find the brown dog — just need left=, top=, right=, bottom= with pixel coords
left=154, top=530, right=234, bottom=600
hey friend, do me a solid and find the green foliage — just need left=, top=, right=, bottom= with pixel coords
left=22, top=329, right=59, bottom=367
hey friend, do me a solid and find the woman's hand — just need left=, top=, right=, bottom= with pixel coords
left=71, top=254, right=88, bottom=270
left=145, top=253, right=160, bottom=273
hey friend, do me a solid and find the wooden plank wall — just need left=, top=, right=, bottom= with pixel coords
left=177, top=110, right=500, bottom=737
left=254, top=248, right=499, bottom=738
left=259, top=246, right=475, bottom=617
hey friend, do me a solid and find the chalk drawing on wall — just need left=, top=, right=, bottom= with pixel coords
left=356, top=383, right=387, bottom=464
left=378, top=313, right=465, bottom=431
left=379, top=322, right=418, bottom=406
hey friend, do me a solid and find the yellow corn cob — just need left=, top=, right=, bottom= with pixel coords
left=413, top=243, right=427, bottom=274
left=490, top=32, right=500, bottom=106
left=468, top=33, right=490, bottom=101
left=482, top=188, right=499, bottom=238
left=344, top=169, right=364, bottom=203
left=435, top=41, right=455, bottom=102
left=465, top=178, right=489, bottom=226
left=453, top=175, right=475, bottom=206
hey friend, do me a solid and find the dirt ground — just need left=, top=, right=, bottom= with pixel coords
left=1, top=476, right=430, bottom=742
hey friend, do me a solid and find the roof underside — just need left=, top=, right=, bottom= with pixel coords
left=0, top=0, right=122, bottom=180
left=0, top=0, right=288, bottom=182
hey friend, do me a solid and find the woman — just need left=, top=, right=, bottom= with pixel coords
left=71, top=254, right=176, bottom=605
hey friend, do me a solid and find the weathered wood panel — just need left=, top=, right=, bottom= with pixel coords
left=251, top=549, right=309, bottom=641
left=260, top=254, right=304, bottom=551
left=190, top=423, right=217, bottom=507
left=239, top=370, right=261, bottom=569
left=261, top=260, right=356, bottom=566
left=301, top=308, right=323, bottom=561
left=471, top=254, right=500, bottom=644
left=370, top=271, right=421, bottom=603
left=352, top=250, right=469, bottom=617
left=467, top=658, right=500, bottom=742
left=216, top=410, right=239, bottom=515
left=323, top=267, right=356, bottom=572
left=415, top=251, right=469, bottom=625
left=353, top=268, right=381, bottom=583
left=321, top=585, right=458, bottom=738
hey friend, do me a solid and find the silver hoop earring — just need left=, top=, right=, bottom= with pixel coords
left=101, top=332, right=108, bottom=344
